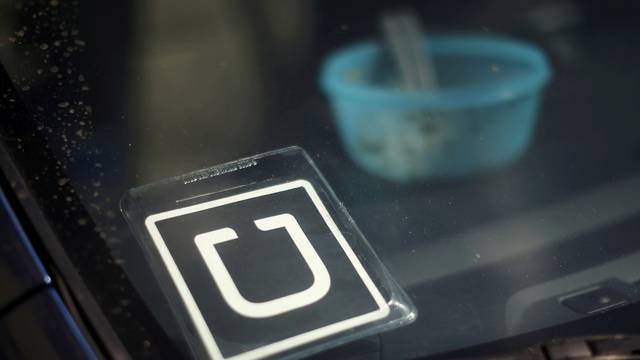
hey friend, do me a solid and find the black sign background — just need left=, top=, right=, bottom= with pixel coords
left=153, top=184, right=381, bottom=358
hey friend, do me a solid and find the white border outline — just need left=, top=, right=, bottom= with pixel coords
left=144, top=179, right=390, bottom=360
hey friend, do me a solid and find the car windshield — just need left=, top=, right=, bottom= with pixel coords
left=1, top=0, right=640, bottom=358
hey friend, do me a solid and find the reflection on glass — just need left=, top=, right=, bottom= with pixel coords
left=1, top=1, right=640, bottom=359
left=321, top=13, right=551, bottom=182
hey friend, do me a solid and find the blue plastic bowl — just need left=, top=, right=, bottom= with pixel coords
left=320, top=34, right=551, bottom=182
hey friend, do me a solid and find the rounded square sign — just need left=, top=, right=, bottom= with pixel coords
left=144, top=179, right=390, bottom=360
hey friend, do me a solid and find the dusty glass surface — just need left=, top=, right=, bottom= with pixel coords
left=1, top=0, right=640, bottom=358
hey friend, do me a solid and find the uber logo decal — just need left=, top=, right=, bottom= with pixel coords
left=144, top=180, right=389, bottom=360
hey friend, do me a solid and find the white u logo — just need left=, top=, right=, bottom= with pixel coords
left=194, top=213, right=331, bottom=318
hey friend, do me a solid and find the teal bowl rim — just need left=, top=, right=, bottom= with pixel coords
left=320, top=34, right=552, bottom=109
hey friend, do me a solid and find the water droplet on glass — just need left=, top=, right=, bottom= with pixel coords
left=58, top=177, right=70, bottom=186
left=20, top=85, right=30, bottom=91
left=39, top=43, right=48, bottom=50
left=57, top=101, right=69, bottom=108
left=74, top=39, right=85, bottom=46
left=50, top=66, right=59, bottom=73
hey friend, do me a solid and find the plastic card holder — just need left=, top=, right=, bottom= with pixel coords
left=121, top=146, right=416, bottom=360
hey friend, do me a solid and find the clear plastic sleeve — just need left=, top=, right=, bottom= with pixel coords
left=121, top=146, right=416, bottom=360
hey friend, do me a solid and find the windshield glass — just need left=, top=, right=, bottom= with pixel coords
left=1, top=0, right=640, bottom=358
